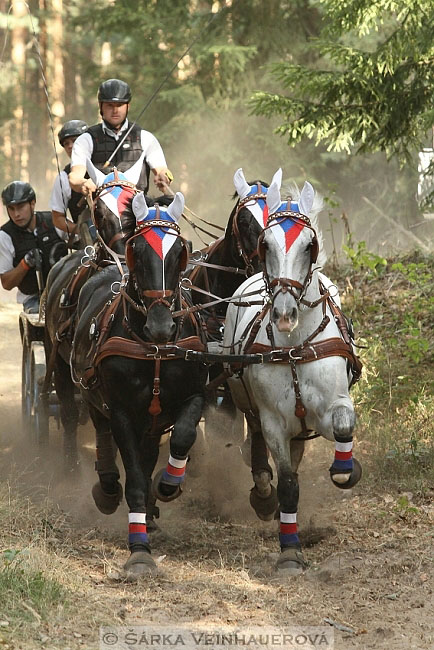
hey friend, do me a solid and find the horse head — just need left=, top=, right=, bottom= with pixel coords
left=86, top=155, right=144, bottom=254
left=259, top=172, right=322, bottom=333
left=124, top=191, right=188, bottom=343
left=230, top=168, right=284, bottom=274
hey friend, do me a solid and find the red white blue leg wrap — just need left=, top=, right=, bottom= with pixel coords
left=331, top=438, right=353, bottom=472
left=279, top=512, right=300, bottom=548
left=161, top=454, right=187, bottom=486
left=128, top=512, right=148, bottom=547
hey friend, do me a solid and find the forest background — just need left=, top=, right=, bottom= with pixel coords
left=0, top=0, right=433, bottom=257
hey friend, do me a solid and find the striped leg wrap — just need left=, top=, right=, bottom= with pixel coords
left=161, top=454, right=187, bottom=486
left=332, top=437, right=353, bottom=472
left=279, top=512, right=299, bottom=548
left=128, top=512, right=148, bottom=547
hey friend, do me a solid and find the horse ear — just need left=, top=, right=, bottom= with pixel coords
left=122, top=152, right=146, bottom=185
left=86, top=159, right=106, bottom=186
left=270, top=168, right=282, bottom=191
left=233, top=168, right=251, bottom=199
left=167, top=192, right=185, bottom=223
left=132, top=192, right=149, bottom=222
left=299, top=181, right=315, bottom=216
left=266, top=176, right=282, bottom=215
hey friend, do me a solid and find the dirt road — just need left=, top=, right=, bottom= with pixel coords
left=0, top=300, right=433, bottom=650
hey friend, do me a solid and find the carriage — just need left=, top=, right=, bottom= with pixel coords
left=20, top=308, right=52, bottom=440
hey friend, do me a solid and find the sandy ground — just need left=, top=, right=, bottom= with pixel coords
left=0, top=297, right=433, bottom=650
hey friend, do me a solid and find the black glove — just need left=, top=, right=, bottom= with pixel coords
left=23, top=249, right=38, bottom=268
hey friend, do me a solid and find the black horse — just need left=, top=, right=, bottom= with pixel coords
left=43, top=171, right=139, bottom=466
left=71, top=191, right=208, bottom=578
left=184, top=169, right=273, bottom=431
left=187, top=169, right=273, bottom=337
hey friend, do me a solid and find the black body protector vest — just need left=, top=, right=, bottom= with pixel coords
left=64, top=163, right=86, bottom=223
left=1, top=212, right=67, bottom=296
left=87, top=123, right=151, bottom=193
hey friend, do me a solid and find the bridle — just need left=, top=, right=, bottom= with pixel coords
left=231, top=184, right=268, bottom=276
left=124, top=206, right=189, bottom=315
left=89, top=177, right=140, bottom=250
left=257, top=209, right=320, bottom=307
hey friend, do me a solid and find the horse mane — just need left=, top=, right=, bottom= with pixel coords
left=121, top=194, right=174, bottom=241
left=282, top=181, right=327, bottom=268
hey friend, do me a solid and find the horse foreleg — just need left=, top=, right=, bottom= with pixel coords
left=152, top=393, right=204, bottom=502
left=246, top=412, right=278, bottom=521
left=110, top=407, right=158, bottom=578
left=53, top=354, right=79, bottom=469
left=89, top=405, right=122, bottom=515
left=262, top=428, right=306, bottom=575
left=329, top=403, right=362, bottom=489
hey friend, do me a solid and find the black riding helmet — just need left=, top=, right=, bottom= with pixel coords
left=97, top=79, right=132, bottom=104
left=2, top=181, right=36, bottom=206
left=58, top=119, right=88, bottom=146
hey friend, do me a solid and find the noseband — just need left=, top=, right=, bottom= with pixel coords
left=258, top=210, right=319, bottom=306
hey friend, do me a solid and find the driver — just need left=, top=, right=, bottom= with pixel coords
left=0, top=181, right=67, bottom=313
left=69, top=78, right=173, bottom=197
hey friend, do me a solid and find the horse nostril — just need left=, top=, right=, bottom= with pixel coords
left=272, top=307, right=279, bottom=321
left=290, top=307, right=297, bottom=321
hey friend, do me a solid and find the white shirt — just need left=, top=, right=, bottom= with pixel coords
left=50, top=169, right=71, bottom=214
left=70, top=118, right=167, bottom=171
left=0, top=228, right=34, bottom=303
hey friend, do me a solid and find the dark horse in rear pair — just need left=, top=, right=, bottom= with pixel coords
left=70, top=191, right=207, bottom=578
left=44, top=157, right=153, bottom=465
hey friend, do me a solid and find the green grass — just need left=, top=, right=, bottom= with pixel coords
left=0, top=549, right=66, bottom=626
left=326, top=248, right=434, bottom=493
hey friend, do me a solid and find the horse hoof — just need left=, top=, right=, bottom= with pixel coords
left=275, top=547, right=306, bottom=576
left=152, top=468, right=183, bottom=503
left=330, top=457, right=362, bottom=490
left=250, top=482, right=278, bottom=521
left=123, top=551, right=158, bottom=581
left=92, top=482, right=123, bottom=514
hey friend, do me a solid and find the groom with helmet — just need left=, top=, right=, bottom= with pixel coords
left=0, top=181, right=67, bottom=313
left=50, top=119, right=89, bottom=240
left=69, top=78, right=173, bottom=197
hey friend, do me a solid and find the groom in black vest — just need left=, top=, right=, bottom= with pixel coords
left=0, top=181, right=67, bottom=313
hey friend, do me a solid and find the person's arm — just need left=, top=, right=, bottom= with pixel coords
left=50, top=172, right=77, bottom=234
left=69, top=133, right=97, bottom=195
left=152, top=167, right=174, bottom=192
left=0, top=259, right=30, bottom=291
left=52, top=210, right=78, bottom=235
left=141, top=131, right=173, bottom=191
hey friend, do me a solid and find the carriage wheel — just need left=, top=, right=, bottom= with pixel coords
left=30, top=341, right=49, bottom=444
left=21, top=338, right=32, bottom=434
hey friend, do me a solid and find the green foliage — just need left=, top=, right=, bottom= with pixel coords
left=343, top=240, right=387, bottom=274
left=332, top=250, right=434, bottom=492
left=250, top=0, right=434, bottom=161
left=0, top=549, right=65, bottom=625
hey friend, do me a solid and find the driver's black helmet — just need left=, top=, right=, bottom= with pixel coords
left=2, top=181, right=36, bottom=206
left=58, top=119, right=88, bottom=146
left=97, top=79, right=131, bottom=103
